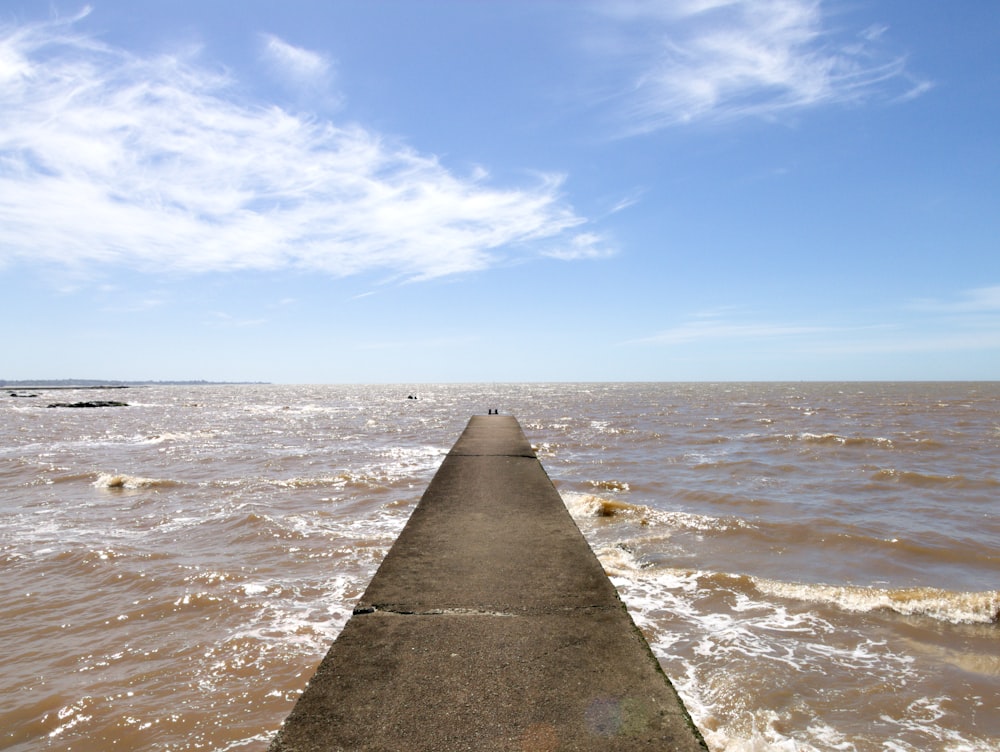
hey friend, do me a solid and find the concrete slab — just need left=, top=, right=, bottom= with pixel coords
left=270, top=415, right=707, bottom=751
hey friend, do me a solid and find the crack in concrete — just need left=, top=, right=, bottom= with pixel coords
left=354, top=605, right=521, bottom=617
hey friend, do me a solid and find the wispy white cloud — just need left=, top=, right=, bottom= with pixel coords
left=259, top=33, right=338, bottom=107
left=0, top=13, right=611, bottom=281
left=607, top=189, right=645, bottom=215
left=910, top=285, right=1000, bottom=313
left=800, top=330, right=1000, bottom=356
left=633, top=316, right=830, bottom=345
left=543, top=232, right=617, bottom=261
left=260, top=34, right=331, bottom=84
left=634, top=294, right=1000, bottom=356
left=594, top=0, right=930, bottom=131
left=357, top=334, right=480, bottom=351
left=209, top=311, right=268, bottom=328
left=101, top=297, right=167, bottom=314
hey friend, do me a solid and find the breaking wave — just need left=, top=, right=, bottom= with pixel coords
left=754, top=579, right=1000, bottom=625
left=93, top=473, right=181, bottom=490
left=604, top=546, right=1000, bottom=626
left=868, top=468, right=1000, bottom=489
left=794, top=432, right=895, bottom=448
left=563, top=492, right=645, bottom=518
left=588, top=479, right=630, bottom=492
left=563, top=491, right=750, bottom=533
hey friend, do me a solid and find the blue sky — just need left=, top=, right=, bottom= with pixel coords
left=1, top=1, right=997, bottom=382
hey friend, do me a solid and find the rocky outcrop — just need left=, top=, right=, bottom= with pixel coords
left=46, top=401, right=129, bottom=408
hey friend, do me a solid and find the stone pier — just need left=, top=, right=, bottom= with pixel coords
left=269, top=415, right=707, bottom=751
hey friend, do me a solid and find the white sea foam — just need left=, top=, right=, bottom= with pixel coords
left=93, top=473, right=171, bottom=490
left=591, top=548, right=938, bottom=752
left=797, top=431, right=895, bottom=448
left=877, top=695, right=1000, bottom=751
left=226, top=573, right=358, bottom=651
left=563, top=490, right=751, bottom=535
left=562, top=491, right=646, bottom=519
left=754, top=579, right=1000, bottom=625
left=132, top=430, right=211, bottom=445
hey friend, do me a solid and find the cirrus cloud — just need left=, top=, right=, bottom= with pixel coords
left=910, top=285, right=1000, bottom=314
left=632, top=317, right=832, bottom=345
left=260, top=33, right=331, bottom=86
left=0, top=10, right=612, bottom=281
left=594, top=0, right=931, bottom=132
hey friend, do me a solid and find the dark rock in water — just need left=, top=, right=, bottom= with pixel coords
left=47, top=401, right=129, bottom=408
left=9, top=392, right=38, bottom=398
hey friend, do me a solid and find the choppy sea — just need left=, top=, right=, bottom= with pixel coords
left=1, top=382, right=997, bottom=751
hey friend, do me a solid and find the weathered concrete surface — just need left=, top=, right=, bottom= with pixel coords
left=270, top=415, right=707, bottom=751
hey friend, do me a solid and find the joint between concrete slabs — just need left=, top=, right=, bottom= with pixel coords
left=353, top=604, right=613, bottom=617
left=446, top=452, right=537, bottom=458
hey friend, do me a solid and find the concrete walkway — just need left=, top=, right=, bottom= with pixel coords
left=269, top=415, right=707, bottom=751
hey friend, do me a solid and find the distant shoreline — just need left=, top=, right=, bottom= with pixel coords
left=2, top=380, right=269, bottom=389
